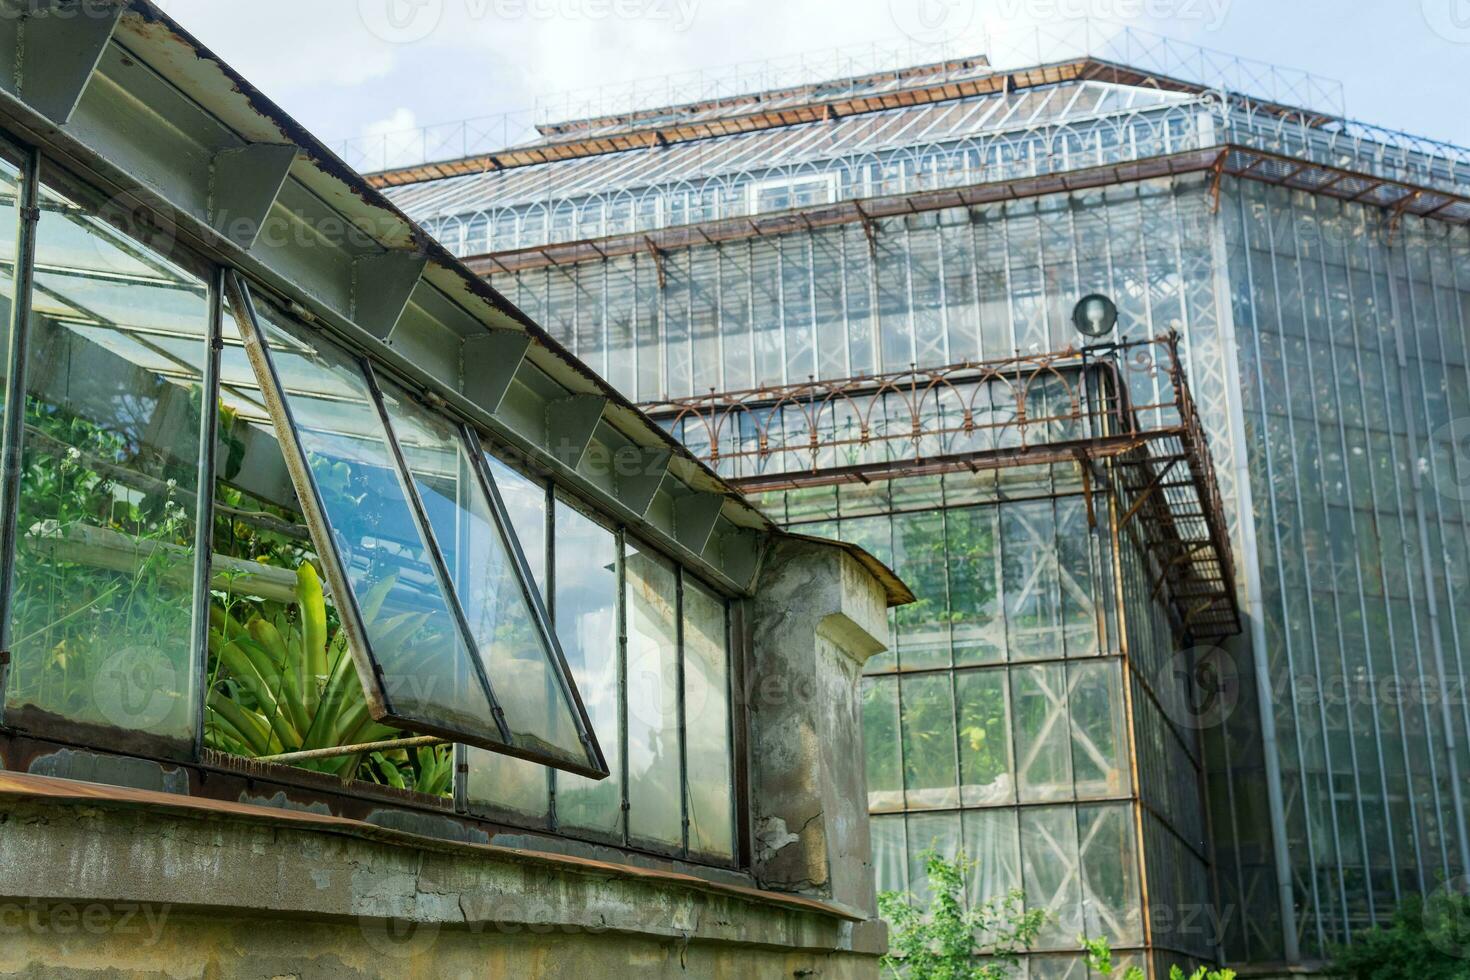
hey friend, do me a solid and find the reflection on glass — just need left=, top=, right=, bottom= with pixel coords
left=467, top=456, right=551, bottom=819
left=863, top=676, right=903, bottom=812
left=625, top=538, right=682, bottom=846
left=900, top=672, right=959, bottom=809
left=956, top=668, right=1014, bottom=805
left=683, top=578, right=732, bottom=858
left=203, top=305, right=456, bottom=795
left=554, top=498, right=621, bottom=836
left=5, top=170, right=205, bottom=751
left=377, top=378, right=588, bottom=769
left=251, top=305, right=500, bottom=743
left=1013, top=663, right=1073, bottom=804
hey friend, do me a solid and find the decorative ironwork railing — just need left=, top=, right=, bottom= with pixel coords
left=645, top=333, right=1242, bottom=638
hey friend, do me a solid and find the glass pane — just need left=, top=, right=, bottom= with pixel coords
left=900, top=672, right=959, bottom=809
left=871, top=813, right=908, bottom=897
left=467, top=455, right=551, bottom=819
left=906, top=810, right=962, bottom=906
left=1013, top=663, right=1074, bottom=803
left=863, top=675, right=904, bottom=812
left=1021, top=805, right=1082, bottom=949
left=6, top=170, right=204, bottom=752
left=377, top=380, right=589, bottom=770
left=554, top=498, right=621, bottom=836
left=893, top=509, right=951, bottom=670
left=949, top=505, right=1004, bottom=666
left=625, top=538, right=682, bottom=847
left=956, top=668, right=1014, bottom=805
left=1003, top=500, right=1062, bottom=661
left=205, top=302, right=452, bottom=797
left=683, top=577, right=733, bottom=859
left=1068, top=660, right=1129, bottom=799
left=1078, top=802, right=1143, bottom=946
left=250, top=303, right=501, bottom=744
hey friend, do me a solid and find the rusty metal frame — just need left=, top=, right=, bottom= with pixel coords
left=646, top=333, right=1240, bottom=639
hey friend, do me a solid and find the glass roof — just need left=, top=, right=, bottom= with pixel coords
left=386, top=80, right=1197, bottom=220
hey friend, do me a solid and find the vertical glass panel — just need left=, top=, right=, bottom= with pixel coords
left=1056, top=496, right=1099, bottom=657
left=864, top=675, right=904, bottom=811
left=1003, top=500, right=1063, bottom=660
left=553, top=498, right=622, bottom=836
left=963, top=808, right=1021, bottom=940
left=900, top=672, right=959, bottom=809
left=949, top=505, right=1005, bottom=666
left=1068, top=660, right=1130, bottom=799
left=893, top=509, right=952, bottom=670
left=624, top=538, right=682, bottom=847
left=6, top=171, right=205, bottom=753
left=871, top=813, right=909, bottom=897
left=956, top=668, right=1014, bottom=805
left=1013, top=663, right=1074, bottom=803
left=248, top=304, right=501, bottom=743
left=377, top=381, right=590, bottom=769
left=906, top=810, right=962, bottom=907
left=683, top=577, right=733, bottom=859
left=467, top=455, right=552, bottom=819
left=1078, top=803, right=1143, bottom=946
left=1021, top=805, right=1082, bottom=949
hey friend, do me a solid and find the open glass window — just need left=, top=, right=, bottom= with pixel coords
left=225, top=274, right=606, bottom=779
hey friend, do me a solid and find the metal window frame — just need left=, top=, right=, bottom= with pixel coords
left=226, top=270, right=608, bottom=779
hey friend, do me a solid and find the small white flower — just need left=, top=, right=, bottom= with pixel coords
left=65, top=447, right=80, bottom=461
left=165, top=478, right=177, bottom=491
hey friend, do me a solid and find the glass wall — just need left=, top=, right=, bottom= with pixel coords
left=1221, top=179, right=1470, bottom=958
left=0, top=142, right=741, bottom=870
left=3, top=158, right=209, bottom=756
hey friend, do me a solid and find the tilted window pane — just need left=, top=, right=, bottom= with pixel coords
left=683, top=577, right=733, bottom=859
left=900, top=672, right=959, bottom=809
left=554, top=498, right=622, bottom=836
left=466, top=456, right=551, bottom=820
left=625, top=539, right=682, bottom=847
left=245, top=304, right=501, bottom=745
left=5, top=172, right=205, bottom=753
left=376, top=379, right=592, bottom=771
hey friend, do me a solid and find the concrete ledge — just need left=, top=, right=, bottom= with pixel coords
left=0, top=772, right=879, bottom=975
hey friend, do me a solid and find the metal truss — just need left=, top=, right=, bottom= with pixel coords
left=645, top=334, right=1241, bottom=639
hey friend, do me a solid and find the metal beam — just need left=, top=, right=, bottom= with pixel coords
left=613, top=447, right=672, bottom=517
left=10, top=1, right=123, bottom=125
left=352, top=250, right=428, bottom=340
left=460, top=327, right=532, bottom=415
left=544, top=393, right=605, bottom=470
left=209, top=143, right=297, bottom=249
left=673, top=492, right=726, bottom=556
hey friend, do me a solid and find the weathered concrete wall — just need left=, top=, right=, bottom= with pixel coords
left=746, top=537, right=889, bottom=937
left=0, top=784, right=880, bottom=979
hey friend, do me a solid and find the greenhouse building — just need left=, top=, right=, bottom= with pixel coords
left=376, top=26, right=1470, bottom=977
left=0, top=4, right=923, bottom=978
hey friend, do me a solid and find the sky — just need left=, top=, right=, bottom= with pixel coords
left=158, top=0, right=1470, bottom=167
